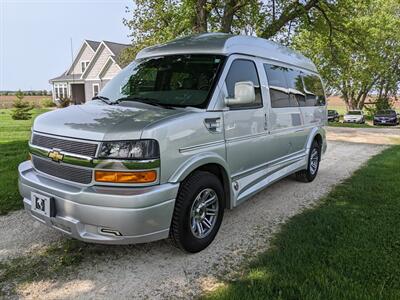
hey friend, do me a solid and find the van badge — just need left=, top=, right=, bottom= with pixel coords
left=48, top=150, right=64, bottom=162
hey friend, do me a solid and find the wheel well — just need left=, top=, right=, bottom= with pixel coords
left=313, top=134, right=323, bottom=161
left=192, top=163, right=231, bottom=209
left=314, top=134, right=322, bottom=148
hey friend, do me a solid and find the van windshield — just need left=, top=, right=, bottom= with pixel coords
left=99, top=54, right=225, bottom=108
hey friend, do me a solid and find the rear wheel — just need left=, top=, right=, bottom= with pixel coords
left=296, top=140, right=320, bottom=182
left=170, top=171, right=224, bottom=253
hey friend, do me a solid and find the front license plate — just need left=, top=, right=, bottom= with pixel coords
left=31, top=192, right=54, bottom=217
left=382, top=120, right=386, bottom=123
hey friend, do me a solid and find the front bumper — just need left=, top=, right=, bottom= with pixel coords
left=374, top=119, right=397, bottom=125
left=343, top=118, right=362, bottom=123
left=327, top=116, right=338, bottom=121
left=18, top=161, right=179, bottom=244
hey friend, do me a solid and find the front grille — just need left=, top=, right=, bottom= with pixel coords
left=32, top=156, right=93, bottom=184
left=32, top=134, right=98, bottom=157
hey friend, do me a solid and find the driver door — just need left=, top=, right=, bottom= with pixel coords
left=222, top=56, right=269, bottom=190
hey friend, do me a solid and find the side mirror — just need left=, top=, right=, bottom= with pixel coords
left=225, top=81, right=256, bottom=106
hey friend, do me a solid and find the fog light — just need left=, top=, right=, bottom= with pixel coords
left=95, top=170, right=157, bottom=183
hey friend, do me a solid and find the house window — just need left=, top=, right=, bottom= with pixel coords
left=93, top=84, right=99, bottom=97
left=81, top=61, right=90, bottom=73
left=54, top=83, right=68, bottom=99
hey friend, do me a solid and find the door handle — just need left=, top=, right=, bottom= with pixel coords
left=264, top=113, right=268, bottom=131
left=204, top=118, right=221, bottom=133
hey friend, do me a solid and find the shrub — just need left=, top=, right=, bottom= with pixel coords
left=11, top=98, right=33, bottom=120
left=365, top=96, right=395, bottom=118
left=41, top=98, right=56, bottom=108
left=55, top=97, right=70, bottom=108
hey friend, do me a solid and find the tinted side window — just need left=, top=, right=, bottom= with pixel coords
left=264, top=64, right=287, bottom=88
left=264, top=64, right=290, bottom=108
left=286, top=69, right=304, bottom=91
left=225, top=59, right=262, bottom=108
left=286, top=69, right=304, bottom=107
left=303, top=74, right=326, bottom=106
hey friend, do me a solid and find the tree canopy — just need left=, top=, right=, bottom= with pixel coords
left=121, top=0, right=325, bottom=62
left=293, top=0, right=400, bottom=109
left=122, top=0, right=400, bottom=109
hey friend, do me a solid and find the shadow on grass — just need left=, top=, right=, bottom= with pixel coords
left=206, top=146, right=400, bottom=299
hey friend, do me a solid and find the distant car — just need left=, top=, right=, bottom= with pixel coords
left=373, top=110, right=399, bottom=126
left=327, top=110, right=340, bottom=122
left=343, top=110, right=365, bottom=124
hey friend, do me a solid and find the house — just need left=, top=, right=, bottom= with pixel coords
left=50, top=40, right=130, bottom=103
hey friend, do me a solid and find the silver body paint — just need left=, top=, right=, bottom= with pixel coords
left=18, top=34, right=327, bottom=244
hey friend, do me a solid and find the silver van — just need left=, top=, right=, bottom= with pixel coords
left=19, top=34, right=327, bottom=252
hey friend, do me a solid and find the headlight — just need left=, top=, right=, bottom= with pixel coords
left=99, top=140, right=159, bottom=160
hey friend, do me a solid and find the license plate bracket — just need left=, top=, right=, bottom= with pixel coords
left=31, top=192, right=56, bottom=217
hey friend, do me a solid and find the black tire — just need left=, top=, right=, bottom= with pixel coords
left=295, top=140, right=321, bottom=183
left=170, top=171, right=224, bottom=253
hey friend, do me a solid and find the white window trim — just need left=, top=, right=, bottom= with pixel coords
left=54, top=83, right=68, bottom=99
left=81, top=61, right=90, bottom=73
left=92, top=83, right=100, bottom=97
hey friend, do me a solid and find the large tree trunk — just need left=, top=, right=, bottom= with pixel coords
left=221, top=0, right=236, bottom=33
left=194, top=0, right=208, bottom=33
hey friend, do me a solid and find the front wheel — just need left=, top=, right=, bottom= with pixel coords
left=170, top=171, right=224, bottom=253
left=295, top=140, right=321, bottom=182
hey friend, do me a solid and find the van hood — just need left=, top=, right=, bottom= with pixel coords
left=33, top=101, right=186, bottom=141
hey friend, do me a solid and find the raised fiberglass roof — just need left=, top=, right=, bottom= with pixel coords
left=136, top=33, right=317, bottom=73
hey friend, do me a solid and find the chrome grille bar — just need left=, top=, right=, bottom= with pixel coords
left=32, top=156, right=92, bottom=184
left=32, top=134, right=98, bottom=157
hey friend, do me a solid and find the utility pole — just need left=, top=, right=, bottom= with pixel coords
left=70, top=38, right=76, bottom=104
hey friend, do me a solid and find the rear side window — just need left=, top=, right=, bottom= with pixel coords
left=225, top=59, right=262, bottom=108
left=264, top=64, right=293, bottom=108
left=302, top=74, right=325, bottom=106
left=286, top=69, right=306, bottom=107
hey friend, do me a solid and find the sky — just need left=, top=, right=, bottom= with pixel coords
left=0, top=0, right=132, bottom=91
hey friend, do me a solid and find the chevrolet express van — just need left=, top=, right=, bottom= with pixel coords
left=19, top=34, right=327, bottom=252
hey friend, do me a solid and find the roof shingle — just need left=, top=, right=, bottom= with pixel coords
left=103, top=41, right=130, bottom=57
left=85, top=40, right=101, bottom=51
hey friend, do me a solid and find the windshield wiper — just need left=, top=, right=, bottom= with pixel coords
left=116, top=96, right=174, bottom=109
left=92, top=95, right=114, bottom=105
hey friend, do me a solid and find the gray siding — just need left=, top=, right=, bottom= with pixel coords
left=84, top=80, right=110, bottom=102
left=70, top=44, right=95, bottom=75
left=101, top=60, right=121, bottom=79
left=86, top=45, right=113, bottom=79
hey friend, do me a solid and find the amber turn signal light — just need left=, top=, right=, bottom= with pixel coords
left=95, top=170, right=157, bottom=183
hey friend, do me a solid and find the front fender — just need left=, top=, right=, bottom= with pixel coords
left=168, top=152, right=231, bottom=183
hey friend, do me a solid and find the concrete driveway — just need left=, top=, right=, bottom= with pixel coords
left=0, top=139, right=387, bottom=299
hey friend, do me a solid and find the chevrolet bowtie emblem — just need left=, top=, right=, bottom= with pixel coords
left=48, top=150, right=64, bottom=162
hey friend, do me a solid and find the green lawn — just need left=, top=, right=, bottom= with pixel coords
left=0, top=108, right=49, bottom=214
left=206, top=146, right=400, bottom=300
left=327, top=122, right=374, bottom=128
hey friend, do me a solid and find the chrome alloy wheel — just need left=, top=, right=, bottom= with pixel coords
left=309, top=148, right=319, bottom=175
left=190, top=188, right=219, bottom=239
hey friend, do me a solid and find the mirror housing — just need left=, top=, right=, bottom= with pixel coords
left=225, top=81, right=256, bottom=107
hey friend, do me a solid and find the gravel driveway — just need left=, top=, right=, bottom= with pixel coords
left=326, top=126, right=400, bottom=145
left=0, top=141, right=386, bottom=299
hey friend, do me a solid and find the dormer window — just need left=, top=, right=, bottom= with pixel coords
left=81, top=61, right=90, bottom=73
